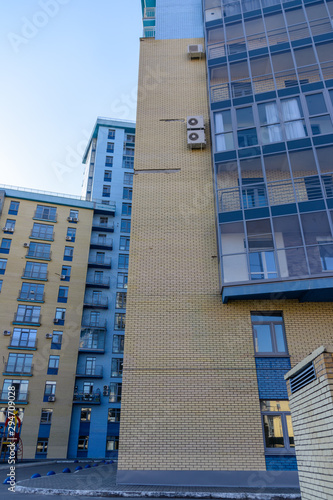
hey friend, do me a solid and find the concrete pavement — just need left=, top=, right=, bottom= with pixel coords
left=3, top=461, right=302, bottom=499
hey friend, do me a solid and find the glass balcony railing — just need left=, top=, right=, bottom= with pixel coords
left=76, top=365, right=103, bottom=377
left=217, top=173, right=333, bottom=213
left=3, top=363, right=33, bottom=375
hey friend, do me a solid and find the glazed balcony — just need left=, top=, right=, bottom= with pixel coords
left=0, top=391, right=29, bottom=403
left=3, top=363, right=33, bottom=376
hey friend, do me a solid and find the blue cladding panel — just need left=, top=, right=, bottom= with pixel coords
left=255, top=357, right=291, bottom=400
left=265, top=455, right=298, bottom=471
left=155, top=0, right=204, bottom=40
left=38, top=423, right=51, bottom=439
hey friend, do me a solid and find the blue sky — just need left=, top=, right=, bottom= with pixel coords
left=0, top=0, right=142, bottom=196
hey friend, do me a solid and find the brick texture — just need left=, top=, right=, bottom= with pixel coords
left=287, top=351, right=333, bottom=499
left=118, top=36, right=333, bottom=474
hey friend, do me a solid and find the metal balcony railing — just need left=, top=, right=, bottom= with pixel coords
left=73, top=391, right=101, bottom=403
left=76, top=365, right=103, bottom=377
left=83, top=297, right=109, bottom=308
left=81, top=319, right=107, bottom=329
left=88, top=257, right=112, bottom=267
left=85, top=277, right=110, bottom=288
left=91, top=222, right=114, bottom=231
left=90, top=236, right=113, bottom=248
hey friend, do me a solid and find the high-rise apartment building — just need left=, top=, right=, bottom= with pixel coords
left=0, top=188, right=93, bottom=459
left=67, top=118, right=135, bottom=459
left=118, top=0, right=333, bottom=488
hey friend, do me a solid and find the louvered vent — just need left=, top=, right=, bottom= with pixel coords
left=290, top=363, right=316, bottom=394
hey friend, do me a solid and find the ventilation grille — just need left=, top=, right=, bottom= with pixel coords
left=290, top=363, right=316, bottom=394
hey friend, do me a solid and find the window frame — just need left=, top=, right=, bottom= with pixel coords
left=251, top=313, right=289, bottom=356
left=261, top=400, right=295, bottom=455
left=40, top=408, right=53, bottom=424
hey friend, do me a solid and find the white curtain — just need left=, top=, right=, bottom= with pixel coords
left=267, top=125, right=282, bottom=143
left=263, top=103, right=282, bottom=143
left=266, top=102, right=279, bottom=124
left=282, top=99, right=301, bottom=121
left=281, top=99, right=306, bottom=140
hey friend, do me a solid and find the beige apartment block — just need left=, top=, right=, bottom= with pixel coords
left=0, top=189, right=93, bottom=459
left=285, top=346, right=333, bottom=500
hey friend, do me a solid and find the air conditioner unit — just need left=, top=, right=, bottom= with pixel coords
left=60, top=275, right=66, bottom=280
left=48, top=396, right=55, bottom=402
left=187, top=44, right=204, bottom=59
left=187, top=116, right=205, bottom=130
left=23, top=243, right=29, bottom=248
left=187, top=130, right=206, bottom=149
left=45, top=333, right=53, bottom=339
left=3, top=227, right=14, bottom=232
left=54, top=318, right=59, bottom=324
left=73, top=217, right=79, bottom=222
left=3, top=330, right=11, bottom=336
left=67, top=216, right=74, bottom=222
left=65, top=236, right=72, bottom=241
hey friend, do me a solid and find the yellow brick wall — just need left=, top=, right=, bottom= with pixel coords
left=119, top=37, right=333, bottom=473
left=0, top=195, right=93, bottom=458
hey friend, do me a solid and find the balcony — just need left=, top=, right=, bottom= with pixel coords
left=81, top=320, right=107, bottom=330
left=88, top=257, right=112, bottom=269
left=79, top=334, right=105, bottom=353
left=210, top=64, right=333, bottom=104
left=13, top=314, right=41, bottom=326
left=3, top=363, right=33, bottom=376
left=83, top=297, right=108, bottom=308
left=26, top=249, right=51, bottom=261
left=33, top=210, right=57, bottom=222
left=73, top=391, right=101, bottom=404
left=0, top=392, right=29, bottom=403
left=90, top=236, right=113, bottom=250
left=76, top=365, right=103, bottom=378
left=18, top=291, right=45, bottom=303
left=221, top=242, right=333, bottom=303
left=92, top=201, right=116, bottom=216
left=207, top=20, right=333, bottom=61
left=21, top=269, right=48, bottom=281
left=8, top=339, right=38, bottom=350
left=144, top=7, right=155, bottom=19
left=91, top=222, right=114, bottom=233
left=85, top=278, right=110, bottom=289
left=30, top=230, right=54, bottom=241
left=217, top=174, right=333, bottom=221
